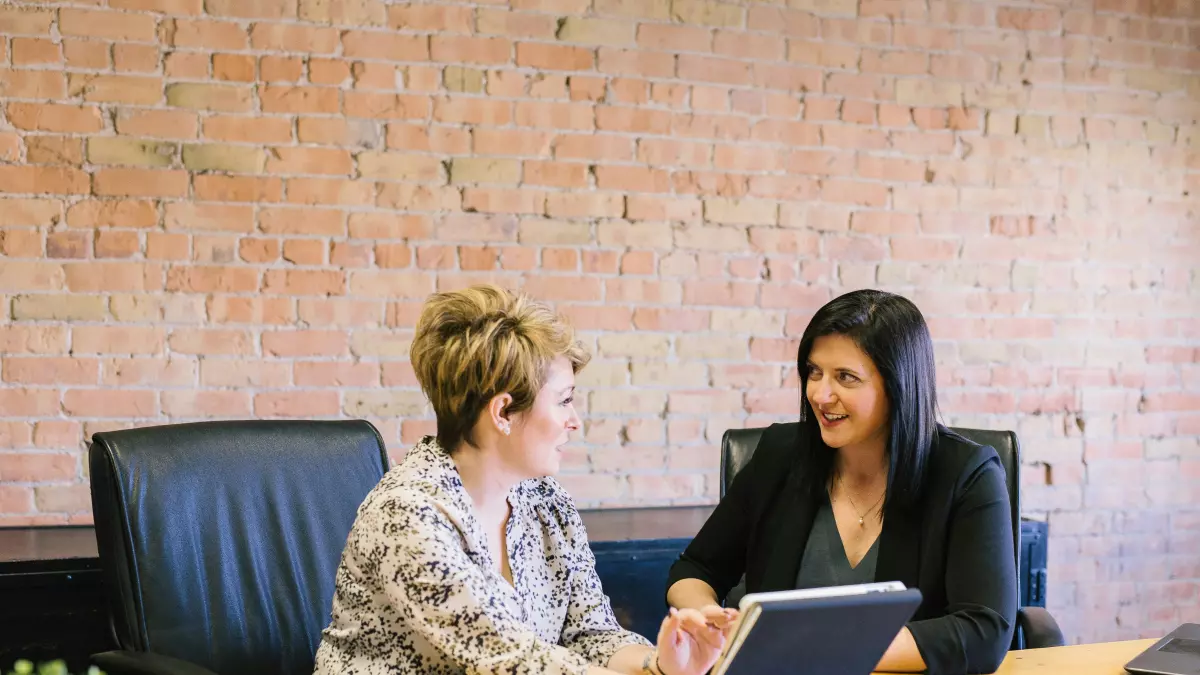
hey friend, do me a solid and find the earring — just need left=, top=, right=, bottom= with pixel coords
left=502, top=425, right=511, bottom=436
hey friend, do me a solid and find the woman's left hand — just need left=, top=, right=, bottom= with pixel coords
left=653, top=607, right=726, bottom=675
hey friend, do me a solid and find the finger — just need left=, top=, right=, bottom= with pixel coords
left=674, top=608, right=711, bottom=633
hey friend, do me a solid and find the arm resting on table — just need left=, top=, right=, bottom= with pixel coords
left=1017, top=607, right=1064, bottom=649
left=91, top=651, right=220, bottom=675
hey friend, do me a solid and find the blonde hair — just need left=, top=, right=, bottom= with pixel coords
left=410, top=284, right=590, bottom=452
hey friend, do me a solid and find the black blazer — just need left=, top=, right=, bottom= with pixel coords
left=667, top=423, right=1017, bottom=675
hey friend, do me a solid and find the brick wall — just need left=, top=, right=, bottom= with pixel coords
left=0, top=0, right=1197, bottom=645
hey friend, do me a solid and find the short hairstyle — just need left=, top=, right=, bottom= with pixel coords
left=410, top=284, right=590, bottom=453
left=794, top=289, right=939, bottom=514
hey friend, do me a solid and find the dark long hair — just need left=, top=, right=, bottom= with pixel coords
left=794, top=289, right=939, bottom=514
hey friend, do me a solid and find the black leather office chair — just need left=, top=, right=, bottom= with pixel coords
left=720, top=426, right=1065, bottom=650
left=88, top=420, right=390, bottom=675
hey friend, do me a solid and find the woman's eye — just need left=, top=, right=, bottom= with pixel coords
left=838, top=372, right=859, bottom=383
left=561, top=397, right=574, bottom=406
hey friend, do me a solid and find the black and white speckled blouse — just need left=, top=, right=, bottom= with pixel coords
left=313, top=436, right=651, bottom=674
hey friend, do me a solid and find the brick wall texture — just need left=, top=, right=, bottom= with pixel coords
left=0, top=0, right=1197, bottom=645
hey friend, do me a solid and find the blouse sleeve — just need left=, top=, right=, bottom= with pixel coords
left=350, top=494, right=593, bottom=675
left=549, top=481, right=654, bottom=665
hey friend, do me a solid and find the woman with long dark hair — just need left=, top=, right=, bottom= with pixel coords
left=665, top=289, right=1017, bottom=674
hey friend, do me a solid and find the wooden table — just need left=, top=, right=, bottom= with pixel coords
left=875, top=639, right=1157, bottom=675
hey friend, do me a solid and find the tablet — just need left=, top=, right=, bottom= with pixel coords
left=711, top=582, right=924, bottom=675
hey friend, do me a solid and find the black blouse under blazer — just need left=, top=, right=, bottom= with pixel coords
left=666, top=422, right=1018, bottom=675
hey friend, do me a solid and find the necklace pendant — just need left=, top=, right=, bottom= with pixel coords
left=858, top=517, right=865, bottom=527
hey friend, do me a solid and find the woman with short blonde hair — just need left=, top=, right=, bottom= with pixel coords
left=315, top=285, right=723, bottom=675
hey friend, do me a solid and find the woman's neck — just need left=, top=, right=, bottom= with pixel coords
left=451, top=443, right=519, bottom=522
left=835, top=439, right=889, bottom=489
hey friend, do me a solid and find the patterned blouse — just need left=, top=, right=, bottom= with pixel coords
left=313, top=436, right=651, bottom=674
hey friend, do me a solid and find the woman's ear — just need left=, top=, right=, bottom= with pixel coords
left=487, top=393, right=513, bottom=435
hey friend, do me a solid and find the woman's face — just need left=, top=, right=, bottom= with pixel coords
left=506, top=356, right=581, bottom=479
left=804, top=334, right=890, bottom=453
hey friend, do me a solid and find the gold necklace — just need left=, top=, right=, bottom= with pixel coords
left=839, top=474, right=885, bottom=527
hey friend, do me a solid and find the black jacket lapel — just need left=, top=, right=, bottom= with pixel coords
left=756, top=464, right=818, bottom=592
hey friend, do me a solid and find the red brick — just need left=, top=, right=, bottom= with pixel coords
left=261, top=85, right=340, bottom=114
left=195, top=175, right=283, bottom=203
left=389, top=4, right=472, bottom=31
left=295, top=361, right=380, bottom=387
left=262, top=330, right=347, bottom=357
left=161, top=390, right=251, bottom=418
left=117, top=110, right=199, bottom=140
left=202, top=115, right=292, bottom=144
left=341, top=31, right=427, bottom=61
left=0, top=166, right=89, bottom=195
left=63, top=389, right=157, bottom=417
left=515, top=101, right=595, bottom=130
left=114, top=44, right=161, bottom=74
left=430, top=35, right=511, bottom=65
left=595, top=165, right=670, bottom=192
left=263, top=269, right=345, bottom=296
left=298, top=298, right=383, bottom=327
left=255, top=391, right=340, bottom=418
left=94, top=231, right=142, bottom=258
left=348, top=271, right=435, bottom=298
left=168, top=328, right=254, bottom=355
left=266, top=147, right=353, bottom=176
left=12, top=38, right=61, bottom=66
left=93, top=169, right=188, bottom=198
left=211, top=53, right=254, bottom=82
left=462, top=188, right=546, bottom=215
left=261, top=56, right=304, bottom=82
left=42, top=231, right=83, bottom=259
left=385, top=124, right=469, bottom=153
left=1, top=454, right=75, bottom=482
left=462, top=131, right=539, bottom=160
left=516, top=43, right=594, bottom=71
left=60, top=9, right=157, bottom=41
left=62, top=40, right=110, bottom=69
left=207, top=297, right=294, bottom=325
left=110, top=0, right=202, bottom=12
left=2, top=229, right=44, bottom=257
left=0, top=7, right=54, bottom=35
left=165, top=266, right=258, bottom=293
left=555, top=134, right=633, bottom=161
left=523, top=161, right=589, bottom=188
left=376, top=240, right=420, bottom=266
left=343, top=92, right=430, bottom=120
left=34, top=417, right=81, bottom=449
left=165, top=51, right=209, bottom=78
left=4, top=357, right=98, bottom=385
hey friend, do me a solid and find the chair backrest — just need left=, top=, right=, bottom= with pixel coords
left=89, top=420, right=389, bottom=675
left=720, top=426, right=1022, bottom=566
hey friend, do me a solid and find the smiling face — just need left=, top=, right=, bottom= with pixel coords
left=503, top=356, right=581, bottom=479
left=804, top=334, right=890, bottom=453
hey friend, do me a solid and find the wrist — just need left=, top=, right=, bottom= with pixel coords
left=641, top=648, right=668, bottom=675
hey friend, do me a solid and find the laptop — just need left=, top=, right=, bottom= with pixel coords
left=1125, top=624, right=1200, bottom=675
left=711, top=582, right=923, bottom=675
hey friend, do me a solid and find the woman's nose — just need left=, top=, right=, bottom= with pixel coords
left=809, top=377, right=834, bottom=404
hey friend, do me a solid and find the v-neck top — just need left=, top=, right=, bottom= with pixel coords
left=313, top=437, right=649, bottom=674
left=794, top=495, right=879, bottom=589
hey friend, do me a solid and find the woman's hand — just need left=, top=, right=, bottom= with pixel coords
left=653, top=607, right=732, bottom=675
left=692, top=605, right=739, bottom=638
